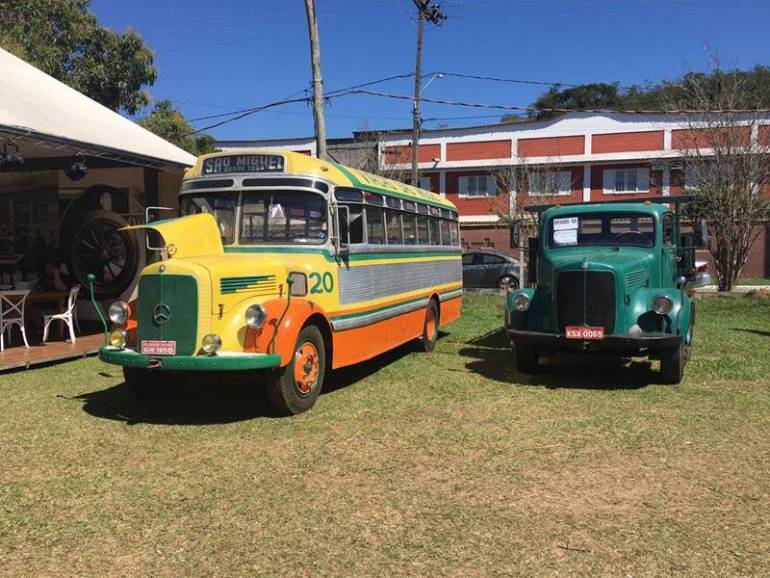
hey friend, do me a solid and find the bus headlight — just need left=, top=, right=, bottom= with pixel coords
left=245, top=304, right=267, bottom=329
left=109, top=329, right=127, bottom=348
left=201, top=334, right=222, bottom=355
left=108, top=301, right=129, bottom=324
left=513, top=294, right=531, bottom=312
left=652, top=295, right=673, bottom=315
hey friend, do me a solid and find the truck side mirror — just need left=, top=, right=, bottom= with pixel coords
left=527, top=237, right=539, bottom=286
left=509, top=222, right=520, bottom=249
left=694, top=218, right=709, bottom=248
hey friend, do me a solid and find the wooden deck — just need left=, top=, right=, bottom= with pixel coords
left=0, top=333, right=104, bottom=372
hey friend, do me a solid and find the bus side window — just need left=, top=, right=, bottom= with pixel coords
left=341, top=203, right=364, bottom=244
left=403, top=213, right=417, bottom=245
left=429, top=217, right=441, bottom=246
left=416, top=214, right=429, bottom=245
left=449, top=221, right=460, bottom=246
left=385, top=209, right=402, bottom=244
left=366, top=206, right=385, bottom=244
left=440, top=219, right=451, bottom=246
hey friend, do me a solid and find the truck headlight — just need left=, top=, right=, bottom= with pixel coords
left=513, top=294, right=531, bottom=312
left=109, top=329, right=127, bottom=348
left=201, top=334, right=222, bottom=355
left=652, top=295, right=673, bottom=315
left=108, top=301, right=129, bottom=324
left=245, top=304, right=267, bottom=329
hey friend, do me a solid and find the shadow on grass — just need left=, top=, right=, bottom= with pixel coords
left=460, top=328, right=659, bottom=390
left=74, top=334, right=438, bottom=425
left=732, top=328, right=770, bottom=338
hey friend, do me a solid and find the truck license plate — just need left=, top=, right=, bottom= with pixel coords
left=565, top=326, right=605, bottom=340
left=141, top=340, right=176, bottom=355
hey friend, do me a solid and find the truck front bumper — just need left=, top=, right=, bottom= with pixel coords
left=505, top=328, right=681, bottom=352
left=99, top=347, right=282, bottom=371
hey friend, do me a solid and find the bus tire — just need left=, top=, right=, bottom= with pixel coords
left=515, top=342, right=539, bottom=374
left=267, top=325, right=326, bottom=415
left=420, top=299, right=440, bottom=352
left=123, top=367, right=172, bottom=399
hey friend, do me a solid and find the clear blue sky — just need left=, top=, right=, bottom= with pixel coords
left=91, top=0, right=770, bottom=141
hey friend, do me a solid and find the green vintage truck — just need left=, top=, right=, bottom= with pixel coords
left=505, top=197, right=711, bottom=383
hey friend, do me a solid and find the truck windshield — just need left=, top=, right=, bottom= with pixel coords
left=179, top=192, right=238, bottom=245
left=548, top=212, right=656, bottom=248
left=240, top=190, right=327, bottom=245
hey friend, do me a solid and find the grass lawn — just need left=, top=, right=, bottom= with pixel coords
left=1, top=294, right=769, bottom=577
left=737, top=278, right=770, bottom=286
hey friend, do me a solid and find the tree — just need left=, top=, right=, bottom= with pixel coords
left=531, top=83, right=623, bottom=120
left=303, top=0, right=327, bottom=160
left=665, top=68, right=770, bottom=291
left=138, top=100, right=217, bottom=156
left=0, top=0, right=156, bottom=114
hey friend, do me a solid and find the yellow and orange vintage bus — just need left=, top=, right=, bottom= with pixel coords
left=97, top=150, right=463, bottom=414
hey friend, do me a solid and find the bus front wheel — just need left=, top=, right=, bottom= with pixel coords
left=267, top=325, right=326, bottom=415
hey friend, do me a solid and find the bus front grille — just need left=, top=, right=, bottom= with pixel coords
left=557, top=271, right=615, bottom=333
left=137, top=275, right=199, bottom=355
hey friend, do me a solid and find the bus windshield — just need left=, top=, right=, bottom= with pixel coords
left=240, top=190, right=327, bottom=245
left=179, top=192, right=238, bottom=245
left=548, top=212, right=656, bottom=248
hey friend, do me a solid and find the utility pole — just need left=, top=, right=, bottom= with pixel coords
left=410, top=1, right=446, bottom=185
left=304, top=0, right=327, bottom=160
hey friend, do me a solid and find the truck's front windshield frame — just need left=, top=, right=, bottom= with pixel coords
left=547, top=211, right=657, bottom=249
left=179, top=189, right=329, bottom=246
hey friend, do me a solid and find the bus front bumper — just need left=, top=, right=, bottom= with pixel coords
left=506, top=328, right=682, bottom=352
left=99, top=347, right=282, bottom=371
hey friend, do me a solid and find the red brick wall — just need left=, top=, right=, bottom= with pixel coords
left=446, top=140, right=511, bottom=161
left=419, top=172, right=440, bottom=193
left=461, top=224, right=521, bottom=259
left=760, top=126, right=770, bottom=146
left=445, top=171, right=510, bottom=217
left=592, top=131, right=664, bottom=154
left=590, top=164, right=662, bottom=201
left=518, top=135, right=585, bottom=157
left=383, top=144, right=441, bottom=164
left=671, top=127, right=751, bottom=150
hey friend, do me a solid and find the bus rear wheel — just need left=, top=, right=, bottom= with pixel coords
left=420, top=299, right=439, bottom=352
left=267, top=325, right=326, bottom=415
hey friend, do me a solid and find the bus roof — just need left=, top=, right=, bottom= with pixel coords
left=185, top=149, right=457, bottom=211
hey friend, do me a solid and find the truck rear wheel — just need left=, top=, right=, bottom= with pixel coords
left=515, top=342, right=539, bottom=374
left=267, top=325, right=326, bottom=415
left=660, top=343, right=688, bottom=384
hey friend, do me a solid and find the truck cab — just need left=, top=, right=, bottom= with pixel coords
left=505, top=199, right=710, bottom=383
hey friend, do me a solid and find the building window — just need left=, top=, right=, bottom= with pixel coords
left=603, top=168, right=650, bottom=194
left=685, top=167, right=699, bottom=191
left=529, top=170, right=572, bottom=197
left=458, top=175, right=496, bottom=197
left=418, top=176, right=433, bottom=191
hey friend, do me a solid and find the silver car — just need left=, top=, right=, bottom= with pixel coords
left=462, top=250, right=520, bottom=290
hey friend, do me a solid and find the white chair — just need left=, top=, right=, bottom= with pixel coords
left=0, top=290, right=30, bottom=351
left=42, top=285, right=80, bottom=344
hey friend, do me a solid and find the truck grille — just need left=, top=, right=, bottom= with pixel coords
left=137, top=275, right=198, bottom=355
left=557, top=271, right=616, bottom=333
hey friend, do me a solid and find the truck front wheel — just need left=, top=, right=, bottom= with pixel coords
left=660, top=343, right=688, bottom=384
left=515, top=342, right=540, bottom=374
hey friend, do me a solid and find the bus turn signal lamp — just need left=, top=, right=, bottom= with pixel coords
left=108, top=301, right=129, bottom=325
left=109, top=330, right=127, bottom=348
left=513, top=294, right=531, bottom=312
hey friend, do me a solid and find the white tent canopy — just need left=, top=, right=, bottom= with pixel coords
left=0, top=48, right=196, bottom=168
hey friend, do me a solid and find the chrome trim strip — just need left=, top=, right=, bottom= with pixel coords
left=331, top=297, right=429, bottom=331
left=439, top=289, right=463, bottom=302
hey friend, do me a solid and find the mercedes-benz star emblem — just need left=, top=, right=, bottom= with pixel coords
left=153, top=303, right=171, bottom=325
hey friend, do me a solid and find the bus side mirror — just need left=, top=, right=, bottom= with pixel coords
left=509, top=222, right=520, bottom=248
left=527, top=237, right=539, bottom=286
left=334, top=205, right=350, bottom=256
left=694, top=218, right=709, bottom=248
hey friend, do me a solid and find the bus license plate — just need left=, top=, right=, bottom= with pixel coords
left=565, top=326, right=604, bottom=340
left=141, top=340, right=176, bottom=355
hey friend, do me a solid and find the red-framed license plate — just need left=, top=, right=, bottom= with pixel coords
left=565, top=326, right=605, bottom=340
left=141, top=340, right=177, bottom=355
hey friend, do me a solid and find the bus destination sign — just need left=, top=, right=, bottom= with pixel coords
left=202, top=154, right=285, bottom=175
